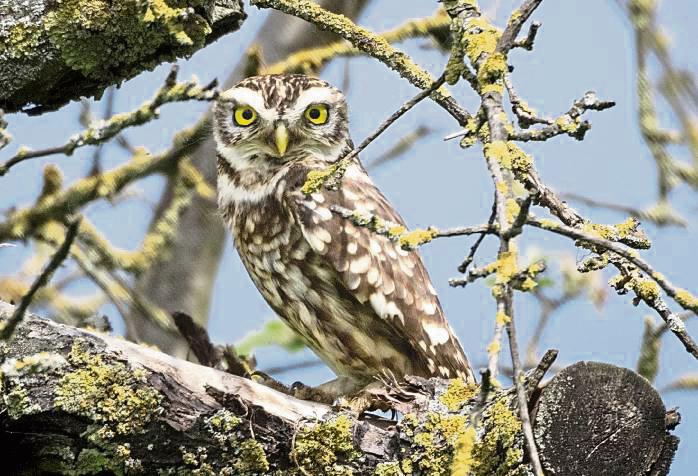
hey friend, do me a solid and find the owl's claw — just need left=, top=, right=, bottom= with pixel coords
left=291, top=381, right=337, bottom=403
left=251, top=371, right=293, bottom=395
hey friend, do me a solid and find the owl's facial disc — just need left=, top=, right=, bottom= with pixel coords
left=215, top=79, right=349, bottom=163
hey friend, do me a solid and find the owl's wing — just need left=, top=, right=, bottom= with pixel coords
left=285, top=160, right=473, bottom=381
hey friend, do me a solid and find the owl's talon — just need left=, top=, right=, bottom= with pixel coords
left=291, top=382, right=336, bottom=403
left=252, top=371, right=292, bottom=395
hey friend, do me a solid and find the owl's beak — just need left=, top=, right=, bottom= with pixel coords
left=274, top=123, right=289, bottom=157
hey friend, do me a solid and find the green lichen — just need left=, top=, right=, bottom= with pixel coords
left=301, top=160, right=346, bottom=195
left=451, top=426, right=477, bottom=476
left=290, top=415, right=358, bottom=476
left=554, top=116, right=582, bottom=134
left=233, top=439, right=270, bottom=474
left=471, top=399, right=524, bottom=476
left=504, top=198, right=520, bottom=225
left=4, top=382, right=41, bottom=419
left=54, top=340, right=162, bottom=440
left=580, top=218, right=651, bottom=250
left=675, top=288, right=698, bottom=310
left=439, top=379, right=478, bottom=412
left=0, top=23, right=43, bottom=59
left=477, top=52, right=507, bottom=94
left=388, top=225, right=407, bottom=236
left=494, top=249, right=518, bottom=285
left=74, top=448, right=111, bottom=475
left=484, top=141, right=532, bottom=176
left=374, top=461, right=402, bottom=476
left=205, top=408, right=242, bottom=446
left=43, top=0, right=211, bottom=80
left=495, top=310, right=511, bottom=326
left=407, top=412, right=470, bottom=476
left=398, top=228, right=438, bottom=250
left=631, top=278, right=661, bottom=301
left=463, top=17, right=501, bottom=63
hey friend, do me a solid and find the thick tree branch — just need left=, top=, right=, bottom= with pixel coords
left=0, top=301, right=678, bottom=475
left=0, top=0, right=245, bottom=114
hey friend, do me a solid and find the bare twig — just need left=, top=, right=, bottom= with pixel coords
left=0, top=67, right=218, bottom=176
left=513, top=21, right=541, bottom=51
left=458, top=194, right=497, bottom=273
left=496, top=0, right=544, bottom=53
left=365, top=125, right=432, bottom=170
left=306, top=76, right=448, bottom=192
left=527, top=216, right=698, bottom=360
left=250, top=0, right=472, bottom=125
left=342, top=76, right=446, bottom=166
left=560, top=192, right=687, bottom=227
left=0, top=218, right=80, bottom=340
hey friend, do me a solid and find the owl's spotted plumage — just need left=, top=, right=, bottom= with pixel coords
left=213, top=74, right=474, bottom=397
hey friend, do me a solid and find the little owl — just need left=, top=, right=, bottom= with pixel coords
left=213, top=74, right=474, bottom=402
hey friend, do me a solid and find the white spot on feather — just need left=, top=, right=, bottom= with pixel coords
left=346, top=272, right=361, bottom=290
left=316, top=207, right=333, bottom=221
left=423, top=322, right=450, bottom=345
left=347, top=242, right=358, bottom=254
left=367, top=267, right=379, bottom=285
left=350, top=255, right=371, bottom=273
left=384, top=301, right=404, bottom=324
left=315, top=228, right=332, bottom=243
left=306, top=233, right=326, bottom=253
left=369, top=293, right=387, bottom=318
left=422, top=301, right=437, bottom=315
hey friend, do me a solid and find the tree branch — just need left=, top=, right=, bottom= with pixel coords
left=0, top=0, right=245, bottom=114
left=0, top=301, right=679, bottom=475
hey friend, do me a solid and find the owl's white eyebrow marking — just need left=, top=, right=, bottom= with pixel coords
left=220, top=87, right=276, bottom=121
left=287, top=86, right=342, bottom=117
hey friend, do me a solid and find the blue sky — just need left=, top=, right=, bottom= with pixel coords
left=1, top=1, right=696, bottom=473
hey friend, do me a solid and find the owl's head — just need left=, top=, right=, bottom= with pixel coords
left=213, top=74, right=350, bottom=165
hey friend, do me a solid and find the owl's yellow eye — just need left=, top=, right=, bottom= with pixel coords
left=233, top=106, right=257, bottom=126
left=304, top=104, right=329, bottom=125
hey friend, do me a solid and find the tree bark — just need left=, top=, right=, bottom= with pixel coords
left=126, top=0, right=369, bottom=358
left=0, top=0, right=245, bottom=115
left=0, top=300, right=678, bottom=475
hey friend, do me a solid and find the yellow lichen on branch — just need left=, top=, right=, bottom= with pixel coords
left=263, top=9, right=450, bottom=76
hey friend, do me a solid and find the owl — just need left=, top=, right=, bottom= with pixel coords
left=213, top=74, right=474, bottom=401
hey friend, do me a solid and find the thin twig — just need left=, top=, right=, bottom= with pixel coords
left=0, top=66, right=218, bottom=176
left=329, top=204, right=496, bottom=246
left=513, top=21, right=541, bottom=50
left=560, top=192, right=686, bottom=227
left=458, top=193, right=497, bottom=273
left=507, top=299, right=545, bottom=476
left=527, top=216, right=698, bottom=359
left=262, top=359, right=324, bottom=376
left=250, top=0, right=471, bottom=125
left=344, top=75, right=446, bottom=165
left=0, top=218, right=80, bottom=340
left=365, top=125, right=432, bottom=170
left=496, top=0, right=544, bottom=53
